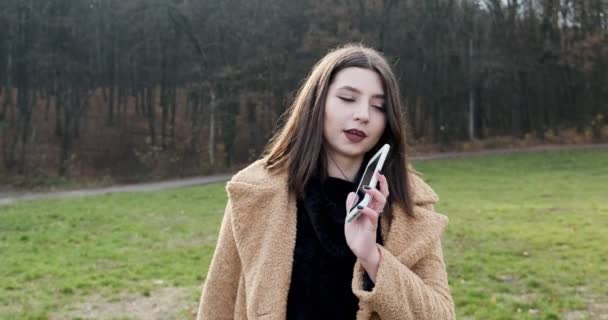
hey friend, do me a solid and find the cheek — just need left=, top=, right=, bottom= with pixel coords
left=374, top=113, right=387, bottom=129
left=372, top=117, right=388, bottom=140
left=322, top=108, right=334, bottom=140
left=323, top=100, right=341, bottom=130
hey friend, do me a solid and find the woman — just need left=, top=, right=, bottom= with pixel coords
left=196, top=44, right=454, bottom=320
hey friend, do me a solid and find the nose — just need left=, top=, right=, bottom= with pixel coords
left=353, top=102, right=370, bottom=122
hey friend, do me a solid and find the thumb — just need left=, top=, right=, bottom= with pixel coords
left=346, top=192, right=357, bottom=210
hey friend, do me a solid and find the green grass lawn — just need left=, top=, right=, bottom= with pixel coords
left=415, top=150, right=608, bottom=320
left=1, top=149, right=606, bottom=319
left=0, top=182, right=228, bottom=319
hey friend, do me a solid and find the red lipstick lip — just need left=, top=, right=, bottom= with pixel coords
left=344, top=129, right=367, bottom=137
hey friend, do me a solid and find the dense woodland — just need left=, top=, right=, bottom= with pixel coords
left=0, top=0, right=607, bottom=180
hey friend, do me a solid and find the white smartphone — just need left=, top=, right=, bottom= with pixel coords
left=346, top=144, right=390, bottom=224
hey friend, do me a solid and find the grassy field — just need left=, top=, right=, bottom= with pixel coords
left=0, top=149, right=606, bottom=319
left=417, top=150, right=608, bottom=319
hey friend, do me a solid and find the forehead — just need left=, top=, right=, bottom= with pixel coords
left=330, top=67, right=384, bottom=96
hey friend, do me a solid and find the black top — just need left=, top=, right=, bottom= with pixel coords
left=286, top=173, right=383, bottom=320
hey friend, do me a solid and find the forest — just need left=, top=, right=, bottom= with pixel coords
left=0, top=0, right=606, bottom=180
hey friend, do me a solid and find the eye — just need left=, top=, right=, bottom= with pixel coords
left=372, top=105, right=386, bottom=112
left=338, top=96, right=355, bottom=102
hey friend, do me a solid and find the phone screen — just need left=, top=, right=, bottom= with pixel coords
left=350, top=157, right=380, bottom=211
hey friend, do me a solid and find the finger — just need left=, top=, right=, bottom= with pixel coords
left=376, top=171, right=390, bottom=198
left=355, top=206, right=380, bottom=228
left=363, top=185, right=386, bottom=205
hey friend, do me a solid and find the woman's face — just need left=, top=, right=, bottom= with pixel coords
left=323, top=67, right=387, bottom=160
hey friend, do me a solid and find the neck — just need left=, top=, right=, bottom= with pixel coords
left=326, top=151, right=363, bottom=182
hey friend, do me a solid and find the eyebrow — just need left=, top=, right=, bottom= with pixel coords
left=338, top=86, right=385, bottom=99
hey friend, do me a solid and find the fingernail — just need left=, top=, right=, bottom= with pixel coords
left=363, top=185, right=370, bottom=190
left=357, top=205, right=364, bottom=210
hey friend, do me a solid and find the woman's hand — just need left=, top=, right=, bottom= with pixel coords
left=344, top=172, right=389, bottom=282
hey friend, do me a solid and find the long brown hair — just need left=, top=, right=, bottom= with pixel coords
left=262, top=44, right=414, bottom=219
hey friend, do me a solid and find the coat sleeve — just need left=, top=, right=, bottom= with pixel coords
left=351, top=205, right=455, bottom=320
left=196, top=200, right=241, bottom=320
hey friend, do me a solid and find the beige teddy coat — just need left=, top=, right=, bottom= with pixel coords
left=196, top=158, right=455, bottom=319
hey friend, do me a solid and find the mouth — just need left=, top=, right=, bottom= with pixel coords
left=344, top=129, right=367, bottom=138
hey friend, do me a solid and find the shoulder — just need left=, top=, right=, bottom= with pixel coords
left=228, top=157, right=286, bottom=187
left=229, top=158, right=270, bottom=184
left=225, top=157, right=288, bottom=209
left=407, top=169, right=440, bottom=206
left=405, top=168, right=448, bottom=233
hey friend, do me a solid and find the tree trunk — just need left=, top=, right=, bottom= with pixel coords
left=2, top=23, right=12, bottom=114
left=146, top=86, right=156, bottom=145
left=208, top=86, right=216, bottom=166
left=468, top=36, right=476, bottom=140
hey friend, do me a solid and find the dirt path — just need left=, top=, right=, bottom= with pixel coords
left=1, top=143, right=607, bottom=206
left=50, top=286, right=198, bottom=320
left=0, top=174, right=231, bottom=206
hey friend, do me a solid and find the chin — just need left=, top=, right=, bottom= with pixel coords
left=327, top=139, right=372, bottom=157
left=339, top=146, right=368, bottom=158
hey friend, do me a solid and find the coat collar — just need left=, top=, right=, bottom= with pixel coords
left=224, top=158, right=448, bottom=317
left=226, top=158, right=440, bottom=205
left=226, top=158, right=448, bottom=266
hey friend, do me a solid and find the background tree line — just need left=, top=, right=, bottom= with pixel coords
left=0, top=0, right=606, bottom=180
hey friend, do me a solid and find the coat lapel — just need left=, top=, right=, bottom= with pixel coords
left=383, top=173, right=448, bottom=267
left=226, top=160, right=297, bottom=318
left=383, top=205, right=448, bottom=268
